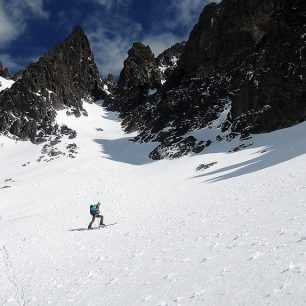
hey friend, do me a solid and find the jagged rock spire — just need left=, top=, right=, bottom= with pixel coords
left=0, top=26, right=104, bottom=142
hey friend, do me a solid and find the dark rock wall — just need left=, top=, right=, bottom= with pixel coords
left=179, top=0, right=306, bottom=134
left=105, top=43, right=161, bottom=116
left=0, top=26, right=104, bottom=142
left=105, top=42, right=185, bottom=120
left=105, top=0, right=306, bottom=159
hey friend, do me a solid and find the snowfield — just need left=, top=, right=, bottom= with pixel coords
left=0, top=101, right=306, bottom=306
left=0, top=76, right=15, bottom=92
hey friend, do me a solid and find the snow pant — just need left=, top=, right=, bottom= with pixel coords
left=88, top=214, right=104, bottom=229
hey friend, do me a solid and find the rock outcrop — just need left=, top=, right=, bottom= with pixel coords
left=105, top=0, right=306, bottom=159
left=157, top=42, right=185, bottom=83
left=0, top=26, right=104, bottom=142
left=105, top=42, right=185, bottom=132
left=0, top=61, right=11, bottom=79
left=178, top=0, right=306, bottom=134
left=104, top=42, right=161, bottom=119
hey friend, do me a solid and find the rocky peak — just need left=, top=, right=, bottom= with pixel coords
left=0, top=61, right=11, bottom=79
left=23, top=24, right=103, bottom=110
left=157, top=42, right=185, bottom=67
left=104, top=42, right=162, bottom=117
left=106, top=73, right=114, bottom=83
left=105, top=41, right=186, bottom=117
left=118, top=42, right=160, bottom=89
left=70, top=25, right=86, bottom=38
left=0, top=25, right=104, bottom=142
left=103, top=73, right=116, bottom=92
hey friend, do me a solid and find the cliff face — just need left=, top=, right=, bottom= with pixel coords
left=105, top=0, right=306, bottom=159
left=180, top=0, right=272, bottom=74
left=178, top=0, right=306, bottom=134
left=104, top=43, right=161, bottom=116
left=0, top=26, right=104, bottom=142
left=104, top=42, right=185, bottom=118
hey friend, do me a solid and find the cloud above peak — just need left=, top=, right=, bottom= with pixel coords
left=87, top=12, right=143, bottom=77
left=84, top=0, right=210, bottom=77
left=88, top=0, right=130, bottom=11
left=0, top=0, right=49, bottom=47
left=0, top=0, right=217, bottom=76
left=168, top=0, right=206, bottom=30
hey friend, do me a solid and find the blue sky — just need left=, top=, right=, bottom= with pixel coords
left=0, top=0, right=212, bottom=77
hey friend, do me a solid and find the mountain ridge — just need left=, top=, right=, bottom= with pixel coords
left=0, top=25, right=104, bottom=143
left=0, top=0, right=306, bottom=160
left=105, top=0, right=306, bottom=159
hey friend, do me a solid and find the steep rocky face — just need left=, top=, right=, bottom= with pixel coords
left=104, top=42, right=161, bottom=117
left=0, top=26, right=104, bottom=142
left=106, top=0, right=306, bottom=159
left=118, top=42, right=160, bottom=90
left=157, top=43, right=185, bottom=67
left=178, top=0, right=306, bottom=134
left=104, top=42, right=185, bottom=132
left=104, top=73, right=116, bottom=92
left=0, top=61, right=11, bottom=79
left=157, top=42, right=185, bottom=83
left=178, top=0, right=265, bottom=75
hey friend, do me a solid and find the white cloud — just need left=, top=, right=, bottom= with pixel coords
left=84, top=0, right=190, bottom=76
left=12, top=0, right=215, bottom=78
left=142, top=33, right=184, bottom=57
left=0, top=53, right=21, bottom=72
left=0, top=53, right=40, bottom=75
left=169, top=0, right=206, bottom=29
left=87, top=0, right=130, bottom=11
left=87, top=15, right=142, bottom=77
left=0, top=0, right=49, bottom=72
left=145, top=1, right=219, bottom=55
left=21, top=0, right=49, bottom=19
left=0, top=0, right=219, bottom=77
left=142, top=1, right=212, bottom=57
left=137, top=0, right=214, bottom=61
left=0, top=0, right=49, bottom=47
left=0, top=9, right=18, bottom=46
left=95, top=0, right=112, bottom=9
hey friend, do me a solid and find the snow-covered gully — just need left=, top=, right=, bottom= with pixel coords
left=0, top=102, right=306, bottom=306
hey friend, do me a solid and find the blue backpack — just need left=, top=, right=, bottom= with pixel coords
left=90, top=205, right=97, bottom=216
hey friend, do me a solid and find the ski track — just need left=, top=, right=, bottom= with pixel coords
left=1, top=245, right=26, bottom=305
left=0, top=101, right=306, bottom=305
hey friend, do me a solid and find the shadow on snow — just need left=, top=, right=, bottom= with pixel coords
left=101, top=111, right=122, bottom=122
left=69, top=228, right=88, bottom=232
left=97, top=105, right=306, bottom=177
left=94, top=137, right=156, bottom=166
left=192, top=122, right=306, bottom=183
left=69, top=223, right=118, bottom=232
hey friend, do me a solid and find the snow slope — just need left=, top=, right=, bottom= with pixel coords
left=0, top=101, right=306, bottom=306
left=0, top=76, right=15, bottom=92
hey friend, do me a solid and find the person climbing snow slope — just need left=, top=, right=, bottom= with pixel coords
left=88, top=202, right=105, bottom=229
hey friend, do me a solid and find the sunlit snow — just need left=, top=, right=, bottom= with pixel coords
left=0, top=101, right=306, bottom=305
